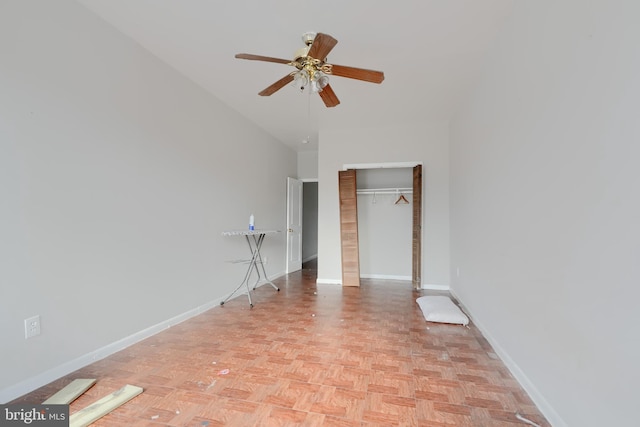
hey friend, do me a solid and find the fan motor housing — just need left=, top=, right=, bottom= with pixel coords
left=293, top=46, right=311, bottom=62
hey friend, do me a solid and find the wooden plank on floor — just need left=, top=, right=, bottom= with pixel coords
left=42, top=379, right=97, bottom=405
left=69, top=384, right=143, bottom=427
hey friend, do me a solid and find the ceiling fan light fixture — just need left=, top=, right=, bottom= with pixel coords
left=292, top=68, right=330, bottom=93
left=293, top=70, right=309, bottom=91
left=317, top=73, right=329, bottom=89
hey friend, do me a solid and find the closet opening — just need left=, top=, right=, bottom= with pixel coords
left=338, top=163, right=422, bottom=289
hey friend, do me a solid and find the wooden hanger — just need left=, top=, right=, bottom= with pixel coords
left=395, top=193, right=410, bottom=204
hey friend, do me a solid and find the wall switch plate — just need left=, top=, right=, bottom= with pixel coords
left=25, top=315, right=41, bottom=339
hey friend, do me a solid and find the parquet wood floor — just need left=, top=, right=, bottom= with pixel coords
left=12, top=261, right=550, bottom=426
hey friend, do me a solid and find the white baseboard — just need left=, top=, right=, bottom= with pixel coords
left=316, top=278, right=342, bottom=285
left=254, top=270, right=286, bottom=288
left=450, top=289, right=567, bottom=427
left=316, top=278, right=449, bottom=288
left=360, top=274, right=411, bottom=281
left=302, top=254, right=317, bottom=263
left=0, top=271, right=288, bottom=404
left=421, top=283, right=450, bottom=291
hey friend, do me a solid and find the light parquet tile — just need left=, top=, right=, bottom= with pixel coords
left=11, top=261, right=550, bottom=426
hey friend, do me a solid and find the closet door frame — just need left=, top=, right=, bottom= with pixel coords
left=339, top=162, right=423, bottom=289
left=412, top=164, right=422, bottom=290
left=338, top=169, right=360, bottom=286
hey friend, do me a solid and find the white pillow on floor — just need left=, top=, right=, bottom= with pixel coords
left=416, top=295, right=469, bottom=325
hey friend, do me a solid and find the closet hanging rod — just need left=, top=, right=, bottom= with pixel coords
left=356, top=187, right=413, bottom=195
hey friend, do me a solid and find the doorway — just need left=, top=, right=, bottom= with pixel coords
left=302, top=181, right=319, bottom=268
left=286, top=178, right=318, bottom=273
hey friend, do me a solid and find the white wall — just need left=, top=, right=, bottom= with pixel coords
left=357, top=193, right=412, bottom=279
left=357, top=168, right=413, bottom=279
left=317, top=124, right=449, bottom=287
left=297, top=151, right=318, bottom=180
left=0, top=0, right=296, bottom=402
left=450, top=1, right=640, bottom=426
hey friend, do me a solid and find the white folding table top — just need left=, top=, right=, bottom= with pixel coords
left=222, top=229, right=280, bottom=236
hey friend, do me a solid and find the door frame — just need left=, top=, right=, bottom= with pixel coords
left=285, top=177, right=303, bottom=273
left=340, top=161, right=423, bottom=288
left=338, top=169, right=360, bottom=286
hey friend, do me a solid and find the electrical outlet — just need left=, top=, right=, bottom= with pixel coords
left=263, top=256, right=268, bottom=265
left=24, top=315, right=41, bottom=339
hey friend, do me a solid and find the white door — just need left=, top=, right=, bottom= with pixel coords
left=286, top=177, right=303, bottom=273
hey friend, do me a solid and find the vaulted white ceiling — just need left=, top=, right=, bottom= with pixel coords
left=77, top=0, right=513, bottom=151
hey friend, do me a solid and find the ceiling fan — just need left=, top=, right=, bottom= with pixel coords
left=235, top=32, right=384, bottom=108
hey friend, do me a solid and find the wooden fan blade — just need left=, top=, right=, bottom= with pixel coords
left=258, top=74, right=294, bottom=96
left=307, top=33, right=338, bottom=60
left=319, top=84, right=340, bottom=108
left=330, top=64, right=385, bottom=84
left=235, top=53, right=291, bottom=65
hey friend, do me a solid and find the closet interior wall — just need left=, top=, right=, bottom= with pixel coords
left=356, top=168, right=413, bottom=281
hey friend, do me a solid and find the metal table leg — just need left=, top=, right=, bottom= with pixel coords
left=220, top=231, right=280, bottom=308
left=249, top=234, right=280, bottom=292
